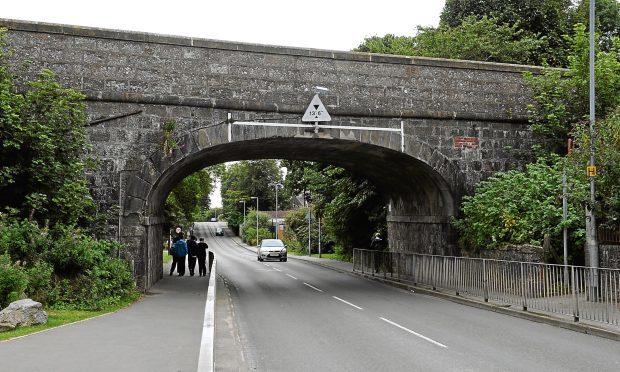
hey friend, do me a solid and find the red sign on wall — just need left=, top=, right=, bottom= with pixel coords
left=453, top=136, right=479, bottom=149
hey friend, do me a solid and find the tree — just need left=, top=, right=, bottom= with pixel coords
left=524, top=25, right=620, bottom=153
left=220, top=160, right=283, bottom=230
left=568, top=107, right=620, bottom=228
left=284, top=161, right=386, bottom=256
left=164, top=169, right=214, bottom=229
left=0, top=28, right=95, bottom=225
left=440, top=0, right=573, bottom=65
left=453, top=156, right=587, bottom=260
left=573, top=0, right=620, bottom=52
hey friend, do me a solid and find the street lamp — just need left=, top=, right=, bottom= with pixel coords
left=268, top=182, right=283, bottom=239
left=251, top=196, right=259, bottom=246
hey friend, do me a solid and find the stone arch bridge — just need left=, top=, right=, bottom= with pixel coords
left=2, top=19, right=540, bottom=289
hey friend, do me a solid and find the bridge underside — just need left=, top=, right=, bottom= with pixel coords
left=125, top=135, right=458, bottom=289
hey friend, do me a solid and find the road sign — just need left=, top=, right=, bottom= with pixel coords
left=587, top=165, right=597, bottom=177
left=302, top=94, right=331, bottom=122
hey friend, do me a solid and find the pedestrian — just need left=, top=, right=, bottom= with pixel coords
left=187, top=235, right=199, bottom=276
left=197, top=237, right=209, bottom=277
left=370, top=233, right=383, bottom=251
left=171, top=233, right=188, bottom=276
left=169, top=228, right=182, bottom=276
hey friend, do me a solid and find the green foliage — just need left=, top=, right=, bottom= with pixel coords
left=568, top=108, right=620, bottom=227
left=240, top=209, right=271, bottom=245
left=283, top=161, right=386, bottom=256
left=440, top=0, right=573, bottom=65
left=164, top=168, right=214, bottom=229
left=573, top=0, right=620, bottom=52
left=453, top=156, right=586, bottom=257
left=220, top=160, right=283, bottom=230
left=0, top=218, right=136, bottom=310
left=0, top=29, right=95, bottom=226
left=0, top=253, right=28, bottom=308
left=525, top=25, right=620, bottom=153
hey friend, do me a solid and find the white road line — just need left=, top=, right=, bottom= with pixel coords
left=379, top=317, right=447, bottom=348
left=303, top=282, right=324, bottom=292
left=272, top=267, right=282, bottom=272
left=332, top=296, right=363, bottom=310
left=286, top=273, right=298, bottom=280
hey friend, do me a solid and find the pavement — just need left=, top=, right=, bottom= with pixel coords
left=0, top=262, right=210, bottom=372
left=230, top=236, right=620, bottom=343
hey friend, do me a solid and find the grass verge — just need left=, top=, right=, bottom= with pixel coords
left=287, top=251, right=352, bottom=262
left=163, top=250, right=173, bottom=264
left=0, top=292, right=141, bottom=342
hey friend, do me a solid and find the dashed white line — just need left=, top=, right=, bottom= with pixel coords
left=380, top=317, right=447, bottom=348
left=332, top=296, right=363, bottom=310
left=272, top=267, right=282, bottom=272
left=303, top=283, right=324, bottom=292
left=286, top=273, right=298, bottom=280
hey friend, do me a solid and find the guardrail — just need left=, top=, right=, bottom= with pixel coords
left=197, top=253, right=216, bottom=372
left=353, top=249, right=620, bottom=327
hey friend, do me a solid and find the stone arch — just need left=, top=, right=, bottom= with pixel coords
left=121, top=123, right=465, bottom=288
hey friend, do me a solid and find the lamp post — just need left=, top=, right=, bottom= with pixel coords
left=268, top=182, right=283, bottom=239
left=586, top=0, right=599, bottom=298
left=251, top=196, right=259, bottom=246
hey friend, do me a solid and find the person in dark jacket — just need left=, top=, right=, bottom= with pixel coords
left=187, top=235, right=199, bottom=276
left=171, top=234, right=188, bottom=276
left=197, top=237, right=209, bottom=277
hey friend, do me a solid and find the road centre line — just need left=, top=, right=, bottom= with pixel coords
left=286, top=273, right=298, bottom=280
left=303, top=283, right=324, bottom=292
left=332, top=296, right=363, bottom=310
left=272, top=267, right=282, bottom=272
left=379, top=317, right=447, bottom=348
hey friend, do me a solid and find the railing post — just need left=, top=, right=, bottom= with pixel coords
left=397, top=252, right=401, bottom=281
left=454, top=257, right=459, bottom=296
left=432, top=256, right=437, bottom=291
left=572, top=265, right=579, bottom=322
left=371, top=251, right=375, bottom=276
left=520, top=262, right=528, bottom=311
left=482, top=259, right=489, bottom=302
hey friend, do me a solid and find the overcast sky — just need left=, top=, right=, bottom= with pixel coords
left=2, top=0, right=445, bottom=51
left=3, top=1, right=446, bottom=208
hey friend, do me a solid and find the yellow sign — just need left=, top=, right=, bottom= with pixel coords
left=587, top=166, right=597, bottom=177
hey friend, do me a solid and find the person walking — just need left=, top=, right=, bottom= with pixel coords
left=187, top=235, right=199, bottom=276
left=169, top=227, right=183, bottom=276
left=171, top=234, right=188, bottom=276
left=197, top=237, right=209, bottom=277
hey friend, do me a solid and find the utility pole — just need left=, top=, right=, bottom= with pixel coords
left=586, top=0, right=599, bottom=298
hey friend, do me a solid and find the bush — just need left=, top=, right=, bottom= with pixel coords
left=0, top=254, right=28, bottom=309
left=0, top=218, right=136, bottom=310
left=25, top=261, right=53, bottom=306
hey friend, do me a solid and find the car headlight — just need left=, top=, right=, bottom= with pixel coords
left=281, top=248, right=287, bottom=253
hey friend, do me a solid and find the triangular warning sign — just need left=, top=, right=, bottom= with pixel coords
left=302, top=94, right=331, bottom=122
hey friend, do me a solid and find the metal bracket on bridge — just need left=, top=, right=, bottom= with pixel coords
left=229, top=120, right=406, bottom=152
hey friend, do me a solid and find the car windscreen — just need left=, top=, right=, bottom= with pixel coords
left=261, top=240, right=283, bottom=247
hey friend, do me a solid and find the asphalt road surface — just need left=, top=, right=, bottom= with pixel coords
left=195, top=222, right=620, bottom=372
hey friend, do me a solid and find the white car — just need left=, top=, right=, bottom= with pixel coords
left=215, top=227, right=224, bottom=236
left=257, top=239, right=287, bottom=262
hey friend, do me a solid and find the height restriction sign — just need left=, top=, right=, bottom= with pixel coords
left=302, top=94, right=331, bottom=122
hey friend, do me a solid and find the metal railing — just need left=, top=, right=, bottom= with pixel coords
left=353, top=249, right=620, bottom=327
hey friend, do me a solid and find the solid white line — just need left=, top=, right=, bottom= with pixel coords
left=303, top=282, right=324, bottom=292
left=286, top=273, right=298, bottom=280
left=197, top=259, right=217, bottom=371
left=379, top=317, right=447, bottom=348
left=332, top=296, right=363, bottom=310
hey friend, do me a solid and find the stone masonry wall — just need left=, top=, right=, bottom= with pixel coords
left=0, top=19, right=543, bottom=287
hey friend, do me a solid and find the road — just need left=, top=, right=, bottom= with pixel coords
left=195, top=222, right=620, bottom=372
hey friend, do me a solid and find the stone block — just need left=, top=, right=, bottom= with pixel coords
left=0, top=299, right=47, bottom=332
